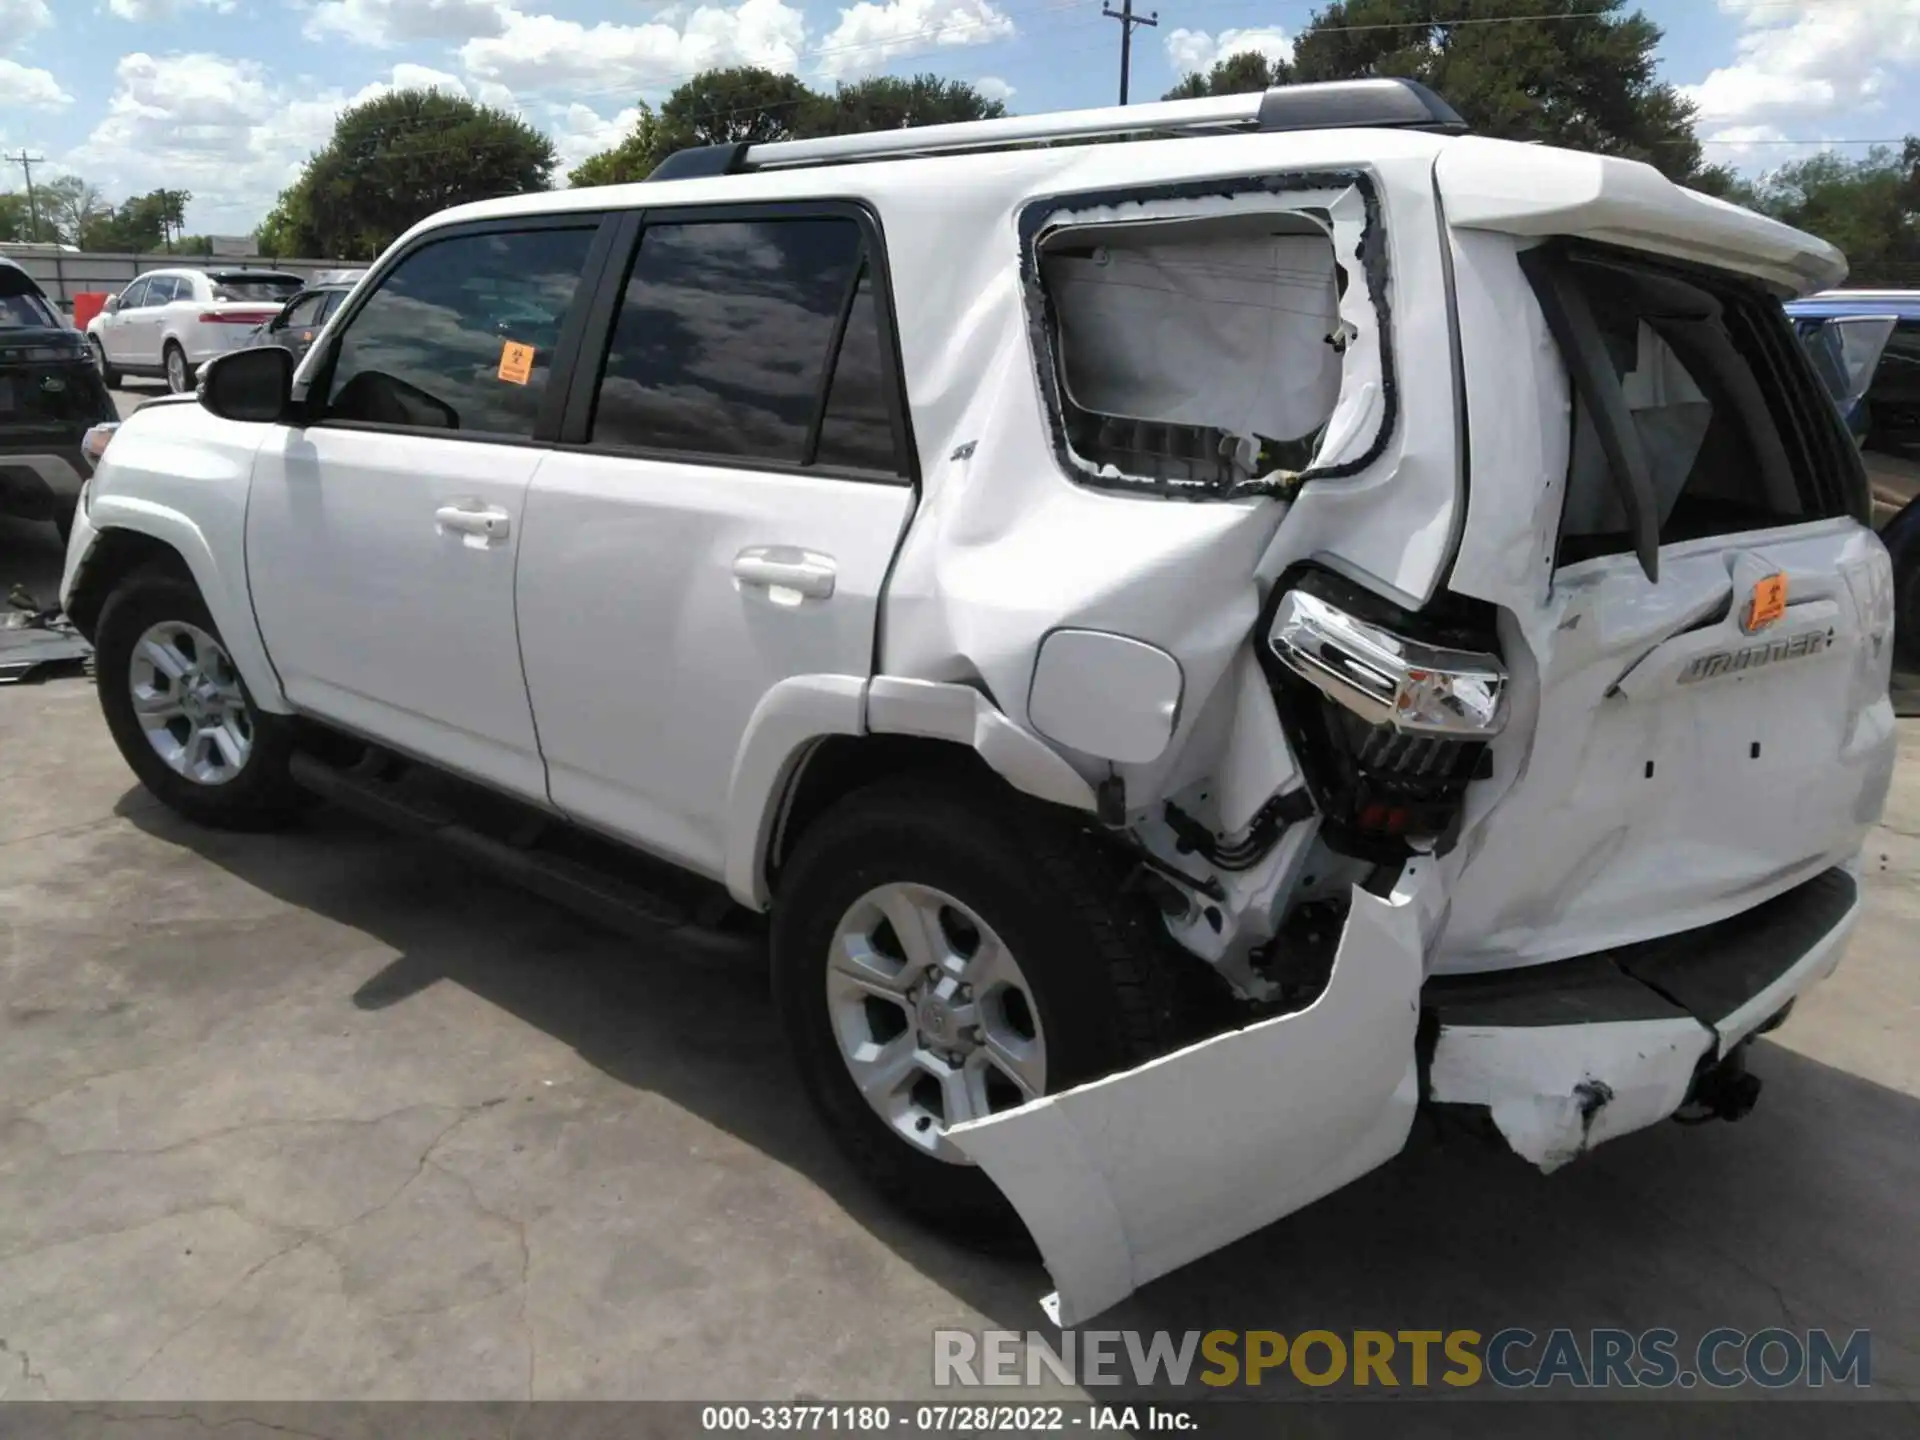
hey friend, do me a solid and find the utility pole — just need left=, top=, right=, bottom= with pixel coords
left=5, top=151, right=48, bottom=240
left=1101, top=0, right=1159, bottom=106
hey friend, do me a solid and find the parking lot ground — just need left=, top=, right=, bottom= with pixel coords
left=3, top=514, right=1919, bottom=1407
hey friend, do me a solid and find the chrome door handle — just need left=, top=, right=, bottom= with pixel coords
left=435, top=503, right=511, bottom=540
left=732, top=547, right=836, bottom=600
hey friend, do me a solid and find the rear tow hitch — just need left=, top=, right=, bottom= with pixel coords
left=1677, top=1046, right=1763, bottom=1125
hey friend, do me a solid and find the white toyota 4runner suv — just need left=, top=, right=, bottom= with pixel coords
left=60, top=81, right=1899, bottom=1324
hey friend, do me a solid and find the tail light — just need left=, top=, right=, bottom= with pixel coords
left=1262, top=574, right=1507, bottom=860
left=199, top=311, right=278, bottom=324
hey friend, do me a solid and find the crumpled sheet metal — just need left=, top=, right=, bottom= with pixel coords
left=1427, top=1018, right=1713, bottom=1173
left=0, top=608, right=92, bottom=684
left=949, top=886, right=1425, bottom=1326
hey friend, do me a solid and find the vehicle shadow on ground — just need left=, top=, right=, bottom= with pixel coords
left=118, top=791, right=1920, bottom=1403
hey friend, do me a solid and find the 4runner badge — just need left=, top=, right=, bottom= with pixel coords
left=1742, top=572, right=1788, bottom=633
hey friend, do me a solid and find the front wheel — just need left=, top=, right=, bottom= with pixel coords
left=94, top=565, right=304, bottom=830
left=772, top=775, right=1186, bottom=1242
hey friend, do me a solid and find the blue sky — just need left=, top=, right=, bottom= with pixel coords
left=3, top=1, right=1919, bottom=236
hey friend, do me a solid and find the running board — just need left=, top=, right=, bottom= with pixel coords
left=288, top=751, right=756, bottom=953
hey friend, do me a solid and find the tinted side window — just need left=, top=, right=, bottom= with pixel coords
left=1866, top=320, right=1920, bottom=459
left=283, top=294, right=326, bottom=328
left=591, top=217, right=894, bottom=469
left=813, top=265, right=899, bottom=473
left=325, top=226, right=597, bottom=439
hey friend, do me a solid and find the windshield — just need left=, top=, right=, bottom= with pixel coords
left=212, top=277, right=301, bottom=303
left=0, top=290, right=60, bottom=328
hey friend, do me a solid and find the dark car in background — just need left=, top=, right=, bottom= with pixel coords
left=242, top=282, right=356, bottom=365
left=1787, top=290, right=1920, bottom=670
left=1, top=257, right=118, bottom=542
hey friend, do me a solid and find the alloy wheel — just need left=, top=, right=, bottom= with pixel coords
left=127, top=620, right=253, bottom=785
left=826, top=882, right=1047, bottom=1162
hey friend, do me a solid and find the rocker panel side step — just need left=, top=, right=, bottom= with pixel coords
left=288, top=750, right=748, bottom=950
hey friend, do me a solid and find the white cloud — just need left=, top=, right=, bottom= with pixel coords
left=975, top=74, right=1014, bottom=104
left=814, top=0, right=1015, bottom=82
left=550, top=102, right=644, bottom=171
left=305, top=0, right=510, bottom=48
left=0, top=0, right=51, bottom=41
left=0, top=57, right=70, bottom=108
left=106, top=0, right=238, bottom=20
left=1163, top=26, right=1292, bottom=77
left=63, top=54, right=493, bottom=236
left=460, top=0, right=805, bottom=95
left=1682, top=1, right=1920, bottom=135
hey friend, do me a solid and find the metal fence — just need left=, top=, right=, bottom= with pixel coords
left=2, top=249, right=361, bottom=313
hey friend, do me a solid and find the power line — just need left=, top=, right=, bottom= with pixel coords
left=1102, top=0, right=1160, bottom=106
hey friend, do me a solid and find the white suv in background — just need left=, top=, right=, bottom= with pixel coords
left=59, top=80, right=1900, bottom=1325
left=86, top=267, right=304, bottom=393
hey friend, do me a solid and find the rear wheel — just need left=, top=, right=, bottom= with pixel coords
left=772, top=774, right=1186, bottom=1242
left=90, top=336, right=120, bottom=389
left=164, top=342, right=194, bottom=394
left=94, top=566, right=304, bottom=830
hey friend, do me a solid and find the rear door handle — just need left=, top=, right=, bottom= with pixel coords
left=732, top=546, right=836, bottom=600
left=435, top=503, right=511, bottom=540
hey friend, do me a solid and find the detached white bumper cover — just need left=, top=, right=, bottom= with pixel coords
left=953, top=865, right=1860, bottom=1324
left=950, top=886, right=1425, bottom=1327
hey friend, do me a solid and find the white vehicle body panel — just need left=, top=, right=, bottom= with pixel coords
left=516, top=454, right=913, bottom=881
left=952, top=880, right=1427, bottom=1327
left=63, top=108, right=1891, bottom=1328
left=246, top=427, right=548, bottom=798
left=59, top=400, right=289, bottom=713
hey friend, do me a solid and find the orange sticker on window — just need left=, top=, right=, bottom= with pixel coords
left=1743, top=573, right=1788, bottom=633
left=497, top=340, right=535, bottom=386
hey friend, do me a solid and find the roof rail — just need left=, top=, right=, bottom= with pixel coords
left=645, top=78, right=1467, bottom=181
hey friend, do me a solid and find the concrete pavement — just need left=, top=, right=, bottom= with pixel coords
left=1, top=492, right=1917, bottom=1405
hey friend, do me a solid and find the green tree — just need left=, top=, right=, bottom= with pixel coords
left=1288, top=0, right=1715, bottom=184
left=568, top=102, right=670, bottom=187
left=569, top=69, right=1012, bottom=186
left=799, top=73, right=1009, bottom=135
left=262, top=88, right=556, bottom=258
left=0, top=191, right=62, bottom=244
left=1164, top=49, right=1292, bottom=100
left=659, top=65, right=816, bottom=146
left=1737, top=143, right=1920, bottom=287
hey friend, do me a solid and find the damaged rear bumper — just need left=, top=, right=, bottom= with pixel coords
left=950, top=865, right=1858, bottom=1326
left=1421, top=865, right=1861, bottom=1171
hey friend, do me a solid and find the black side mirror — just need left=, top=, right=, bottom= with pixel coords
left=199, top=346, right=293, bottom=423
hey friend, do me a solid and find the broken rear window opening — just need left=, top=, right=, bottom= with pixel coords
left=1524, top=245, right=1866, bottom=578
left=1022, top=173, right=1394, bottom=500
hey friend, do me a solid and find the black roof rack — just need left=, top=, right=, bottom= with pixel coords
left=643, top=79, right=1467, bottom=181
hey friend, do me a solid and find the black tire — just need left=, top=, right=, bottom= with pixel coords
left=90, top=336, right=120, bottom=390
left=94, top=564, right=304, bottom=831
left=163, top=342, right=195, bottom=395
left=772, top=774, right=1187, bottom=1244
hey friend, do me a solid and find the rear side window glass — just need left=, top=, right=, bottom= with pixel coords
left=324, top=226, right=596, bottom=439
left=813, top=266, right=897, bottom=472
left=146, top=277, right=178, bottom=305
left=1540, top=251, right=1853, bottom=566
left=589, top=216, right=903, bottom=475
left=1866, top=321, right=1920, bottom=460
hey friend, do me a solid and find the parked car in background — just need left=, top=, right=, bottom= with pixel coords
left=86, top=268, right=304, bottom=394
left=1, top=257, right=117, bottom=541
left=309, top=269, right=370, bottom=287
left=1787, top=289, right=1920, bottom=669
left=242, top=282, right=355, bottom=365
